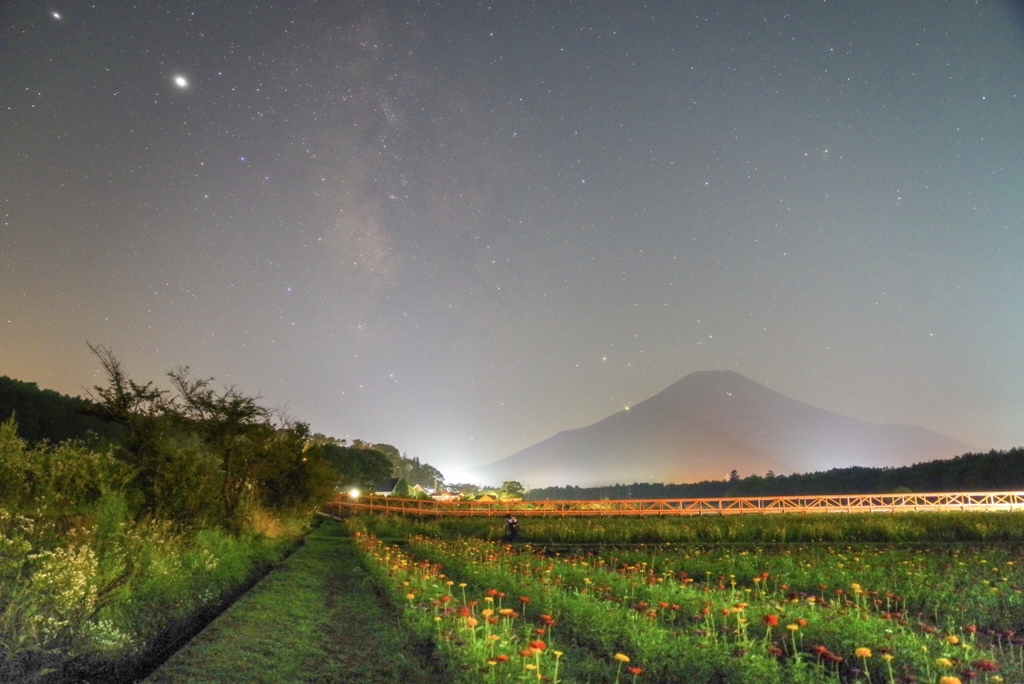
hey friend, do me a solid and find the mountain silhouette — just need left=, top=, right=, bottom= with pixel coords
left=470, top=370, right=973, bottom=488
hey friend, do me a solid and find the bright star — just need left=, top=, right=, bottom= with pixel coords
left=52, top=11, right=62, bottom=20
left=173, top=75, right=189, bottom=89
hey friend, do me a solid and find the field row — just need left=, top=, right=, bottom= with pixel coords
left=352, top=518, right=1024, bottom=683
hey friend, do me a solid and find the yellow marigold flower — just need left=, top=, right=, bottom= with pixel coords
left=406, top=593, right=416, bottom=600
left=945, top=635, right=959, bottom=645
left=935, top=657, right=954, bottom=668
left=881, top=654, right=894, bottom=662
left=786, top=624, right=799, bottom=632
left=855, top=647, right=872, bottom=658
left=614, top=653, right=631, bottom=663
left=465, top=617, right=478, bottom=627
left=851, top=583, right=861, bottom=592
left=481, top=609, right=494, bottom=617
left=939, top=677, right=962, bottom=684
left=553, top=651, right=564, bottom=658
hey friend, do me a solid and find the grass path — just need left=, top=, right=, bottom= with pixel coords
left=145, top=520, right=445, bottom=684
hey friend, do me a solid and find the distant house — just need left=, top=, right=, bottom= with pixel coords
left=410, top=484, right=432, bottom=498
left=474, top=494, right=497, bottom=502
left=373, top=478, right=402, bottom=496
left=431, top=490, right=459, bottom=502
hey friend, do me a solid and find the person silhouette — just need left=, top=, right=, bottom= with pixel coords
left=504, top=514, right=520, bottom=540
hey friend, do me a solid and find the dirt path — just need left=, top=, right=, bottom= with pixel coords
left=145, top=521, right=444, bottom=683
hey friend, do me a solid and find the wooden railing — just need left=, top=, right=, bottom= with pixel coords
left=321, top=491, right=1024, bottom=518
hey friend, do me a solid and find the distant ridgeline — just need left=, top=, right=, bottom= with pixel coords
left=0, top=375, right=125, bottom=443
left=526, top=448, right=1024, bottom=501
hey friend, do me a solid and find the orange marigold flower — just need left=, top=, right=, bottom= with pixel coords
left=855, top=647, right=872, bottom=659
left=529, top=640, right=546, bottom=651
left=496, top=654, right=509, bottom=663
left=520, top=649, right=533, bottom=658
left=939, top=678, right=963, bottom=684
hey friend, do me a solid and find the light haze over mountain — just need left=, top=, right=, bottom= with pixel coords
left=470, top=371, right=973, bottom=488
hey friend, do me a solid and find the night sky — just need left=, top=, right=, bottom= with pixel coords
left=3, top=2, right=1023, bottom=483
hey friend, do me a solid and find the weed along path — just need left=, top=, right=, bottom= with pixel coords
left=145, top=521, right=443, bottom=684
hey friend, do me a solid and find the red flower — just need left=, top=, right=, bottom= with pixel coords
left=529, top=640, right=546, bottom=651
left=520, top=649, right=533, bottom=658
left=496, top=654, right=509, bottom=663
left=972, top=660, right=999, bottom=672
left=520, top=596, right=531, bottom=604
left=763, top=614, right=779, bottom=627
left=626, top=666, right=644, bottom=675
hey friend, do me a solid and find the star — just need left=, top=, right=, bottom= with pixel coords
left=173, top=75, right=189, bottom=89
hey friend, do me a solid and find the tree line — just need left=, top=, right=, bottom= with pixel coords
left=0, top=346, right=449, bottom=534
left=526, top=449, right=1024, bottom=501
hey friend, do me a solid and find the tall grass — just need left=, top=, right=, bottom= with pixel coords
left=0, top=497, right=303, bottom=683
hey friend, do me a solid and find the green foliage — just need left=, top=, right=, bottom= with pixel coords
left=79, top=350, right=336, bottom=530
left=144, top=523, right=444, bottom=684
left=0, top=416, right=133, bottom=517
left=349, top=510, right=1024, bottom=545
left=373, top=444, right=445, bottom=490
left=0, top=350, right=352, bottom=680
left=320, top=443, right=394, bottom=490
left=500, top=480, right=525, bottom=498
left=0, top=375, right=125, bottom=445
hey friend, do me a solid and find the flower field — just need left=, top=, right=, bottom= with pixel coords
left=350, top=514, right=1024, bottom=684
